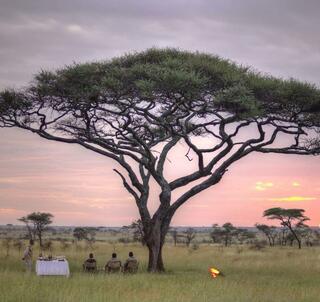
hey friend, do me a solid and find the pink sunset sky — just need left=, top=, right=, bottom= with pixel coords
left=0, top=128, right=319, bottom=227
left=0, top=1, right=319, bottom=226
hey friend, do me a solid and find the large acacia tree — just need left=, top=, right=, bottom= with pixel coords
left=1, top=49, right=320, bottom=271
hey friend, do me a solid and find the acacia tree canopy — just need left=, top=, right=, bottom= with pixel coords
left=19, top=212, right=53, bottom=248
left=263, top=207, right=310, bottom=249
left=1, top=48, right=320, bottom=271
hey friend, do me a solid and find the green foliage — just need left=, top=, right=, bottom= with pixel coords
left=26, top=212, right=53, bottom=226
left=0, top=90, right=31, bottom=116
left=215, top=84, right=263, bottom=117
left=263, top=208, right=307, bottom=221
left=3, top=48, right=318, bottom=118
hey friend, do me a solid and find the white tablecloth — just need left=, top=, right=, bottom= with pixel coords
left=36, top=260, right=70, bottom=277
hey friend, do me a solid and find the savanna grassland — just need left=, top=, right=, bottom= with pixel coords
left=0, top=241, right=319, bottom=302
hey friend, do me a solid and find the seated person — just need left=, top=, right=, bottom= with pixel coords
left=123, top=251, right=139, bottom=273
left=105, top=253, right=122, bottom=273
left=83, top=253, right=97, bottom=272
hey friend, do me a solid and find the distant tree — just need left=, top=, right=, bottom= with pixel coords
left=85, top=228, right=97, bottom=249
left=210, top=224, right=221, bottom=243
left=277, top=225, right=289, bottom=246
left=18, top=212, right=53, bottom=247
left=222, top=223, right=240, bottom=246
left=263, top=208, right=309, bottom=249
left=237, top=228, right=256, bottom=244
left=170, top=228, right=179, bottom=246
left=73, top=227, right=88, bottom=241
left=184, top=228, right=196, bottom=247
left=211, top=223, right=240, bottom=246
left=18, top=216, right=36, bottom=241
left=268, top=226, right=278, bottom=246
left=295, top=224, right=314, bottom=247
left=13, top=239, right=24, bottom=255
left=286, top=232, right=296, bottom=246
left=2, top=238, right=12, bottom=257
left=255, top=224, right=277, bottom=246
left=313, top=230, right=320, bottom=245
left=123, top=220, right=146, bottom=246
left=72, top=227, right=96, bottom=248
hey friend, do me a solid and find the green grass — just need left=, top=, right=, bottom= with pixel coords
left=0, top=243, right=319, bottom=302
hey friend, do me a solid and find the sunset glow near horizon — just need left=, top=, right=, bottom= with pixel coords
left=0, top=1, right=320, bottom=227
left=0, top=128, right=319, bottom=227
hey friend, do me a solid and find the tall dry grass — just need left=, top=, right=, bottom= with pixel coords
left=0, top=241, right=319, bottom=302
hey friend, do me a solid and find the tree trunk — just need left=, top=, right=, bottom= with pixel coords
left=288, top=227, right=301, bottom=249
left=224, top=235, right=229, bottom=247
left=296, top=239, right=301, bottom=249
left=144, top=216, right=171, bottom=272
left=38, top=232, right=43, bottom=248
left=266, top=235, right=272, bottom=246
left=147, top=242, right=164, bottom=272
left=26, top=225, right=33, bottom=241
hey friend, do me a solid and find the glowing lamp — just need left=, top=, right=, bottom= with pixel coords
left=209, top=267, right=221, bottom=278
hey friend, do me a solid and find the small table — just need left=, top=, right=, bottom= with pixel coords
left=36, top=259, right=70, bottom=277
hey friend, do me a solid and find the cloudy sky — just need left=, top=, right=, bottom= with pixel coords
left=0, top=0, right=319, bottom=226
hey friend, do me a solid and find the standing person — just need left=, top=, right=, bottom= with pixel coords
left=123, top=251, right=139, bottom=273
left=22, top=240, right=34, bottom=272
left=105, top=253, right=122, bottom=273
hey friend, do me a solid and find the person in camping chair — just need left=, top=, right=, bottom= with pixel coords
left=83, top=253, right=97, bottom=272
left=123, top=251, right=139, bottom=273
left=105, top=253, right=122, bottom=273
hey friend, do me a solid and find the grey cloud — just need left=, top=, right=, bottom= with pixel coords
left=0, top=0, right=320, bottom=88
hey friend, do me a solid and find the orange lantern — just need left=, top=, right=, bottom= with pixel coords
left=209, top=267, right=221, bottom=278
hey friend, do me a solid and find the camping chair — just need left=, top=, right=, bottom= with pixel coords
left=83, top=260, right=97, bottom=272
left=105, top=260, right=122, bottom=273
left=123, top=259, right=138, bottom=274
